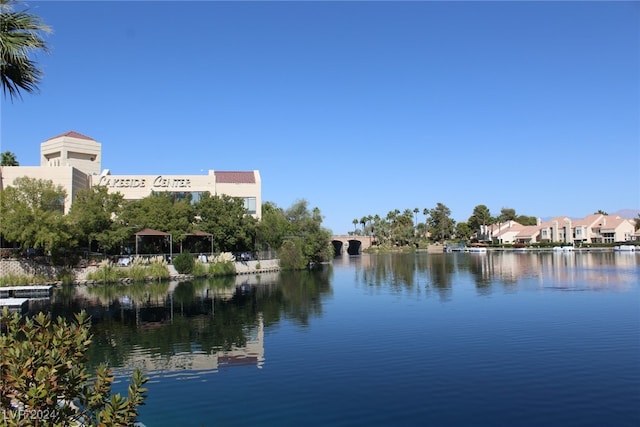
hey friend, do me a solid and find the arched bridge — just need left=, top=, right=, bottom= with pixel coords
left=332, top=235, right=373, bottom=256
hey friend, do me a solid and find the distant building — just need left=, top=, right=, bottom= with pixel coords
left=490, top=214, right=636, bottom=245
left=0, top=131, right=261, bottom=218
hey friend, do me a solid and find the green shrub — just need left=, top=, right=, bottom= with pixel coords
left=56, top=269, right=76, bottom=285
left=85, top=261, right=125, bottom=283
left=127, top=265, right=148, bottom=282
left=173, top=252, right=195, bottom=274
left=193, top=261, right=208, bottom=277
left=279, top=240, right=307, bottom=270
left=146, top=261, right=170, bottom=280
left=0, top=308, right=148, bottom=426
left=209, top=261, right=236, bottom=276
left=0, top=274, right=48, bottom=286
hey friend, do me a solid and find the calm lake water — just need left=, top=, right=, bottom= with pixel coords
left=48, top=251, right=639, bottom=427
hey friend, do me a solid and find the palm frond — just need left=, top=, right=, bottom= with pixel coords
left=0, top=0, right=51, bottom=100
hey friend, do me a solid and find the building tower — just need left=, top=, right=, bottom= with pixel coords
left=40, top=131, right=102, bottom=176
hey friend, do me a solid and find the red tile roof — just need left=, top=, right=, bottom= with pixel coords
left=215, top=171, right=255, bottom=184
left=134, top=228, right=170, bottom=236
left=598, top=215, right=629, bottom=232
left=515, top=225, right=541, bottom=238
left=46, top=131, right=95, bottom=141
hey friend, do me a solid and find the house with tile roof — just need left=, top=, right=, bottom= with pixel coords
left=512, top=225, right=542, bottom=244
left=589, top=215, right=636, bottom=243
left=488, top=214, right=637, bottom=245
left=492, top=221, right=527, bottom=244
left=571, top=214, right=606, bottom=244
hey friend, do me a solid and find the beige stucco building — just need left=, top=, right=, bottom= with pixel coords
left=40, top=131, right=102, bottom=175
left=0, top=165, right=90, bottom=214
left=93, top=170, right=261, bottom=216
left=0, top=131, right=261, bottom=218
left=492, top=214, right=636, bottom=245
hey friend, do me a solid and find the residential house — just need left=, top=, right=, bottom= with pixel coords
left=492, top=221, right=526, bottom=244
left=488, top=214, right=637, bottom=245
left=590, top=215, right=636, bottom=243
left=571, top=214, right=603, bottom=244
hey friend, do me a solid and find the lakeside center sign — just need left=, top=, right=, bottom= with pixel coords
left=97, top=175, right=192, bottom=189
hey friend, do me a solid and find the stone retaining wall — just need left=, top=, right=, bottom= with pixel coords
left=1, top=258, right=280, bottom=285
left=234, top=259, right=280, bottom=274
left=0, top=259, right=99, bottom=284
left=0, top=259, right=62, bottom=278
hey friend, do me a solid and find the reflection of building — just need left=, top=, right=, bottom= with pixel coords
left=469, top=252, right=638, bottom=291
left=0, top=131, right=261, bottom=218
left=68, top=282, right=267, bottom=375
left=120, top=314, right=265, bottom=375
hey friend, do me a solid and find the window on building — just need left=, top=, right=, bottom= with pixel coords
left=171, top=191, right=205, bottom=204
left=188, top=192, right=204, bottom=204
left=50, top=197, right=65, bottom=213
left=243, top=197, right=257, bottom=214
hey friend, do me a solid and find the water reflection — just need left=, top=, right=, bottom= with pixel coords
left=352, top=252, right=639, bottom=300
left=49, top=269, right=332, bottom=377
left=38, top=252, right=639, bottom=426
left=46, top=252, right=637, bottom=378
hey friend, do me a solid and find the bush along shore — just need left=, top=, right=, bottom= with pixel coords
left=0, top=253, right=281, bottom=287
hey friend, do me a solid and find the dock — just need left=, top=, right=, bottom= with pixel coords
left=0, top=297, right=29, bottom=314
left=0, top=286, right=53, bottom=315
left=0, top=285, right=53, bottom=299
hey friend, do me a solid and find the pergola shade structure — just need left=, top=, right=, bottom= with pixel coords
left=134, top=228, right=172, bottom=259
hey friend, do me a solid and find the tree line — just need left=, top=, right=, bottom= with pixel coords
left=351, top=203, right=538, bottom=246
left=0, top=176, right=333, bottom=268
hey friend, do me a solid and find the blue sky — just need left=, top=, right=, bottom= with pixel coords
left=1, top=1, right=638, bottom=234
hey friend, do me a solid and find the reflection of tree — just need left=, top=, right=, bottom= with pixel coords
left=85, top=282, right=170, bottom=306
left=259, top=268, right=332, bottom=327
left=86, top=283, right=121, bottom=303
left=203, top=275, right=236, bottom=294
left=361, top=253, right=417, bottom=290
left=389, top=254, right=417, bottom=289
left=358, top=253, right=459, bottom=300
left=173, top=281, right=195, bottom=306
left=50, top=270, right=332, bottom=370
left=358, top=253, right=542, bottom=300
left=457, top=254, right=493, bottom=295
left=426, top=254, right=455, bottom=301
left=56, top=284, right=77, bottom=305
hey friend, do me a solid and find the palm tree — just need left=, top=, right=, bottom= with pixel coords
left=0, top=150, right=18, bottom=165
left=0, top=0, right=51, bottom=100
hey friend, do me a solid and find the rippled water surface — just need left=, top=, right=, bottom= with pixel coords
left=50, top=252, right=640, bottom=427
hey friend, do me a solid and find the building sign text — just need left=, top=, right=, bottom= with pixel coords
left=97, top=176, right=192, bottom=189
